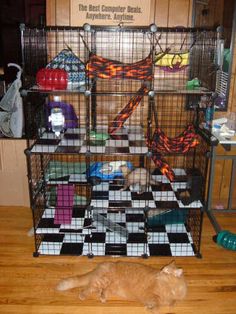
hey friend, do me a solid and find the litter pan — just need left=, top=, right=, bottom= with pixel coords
left=146, top=209, right=188, bottom=226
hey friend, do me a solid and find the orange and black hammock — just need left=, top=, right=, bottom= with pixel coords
left=86, top=53, right=153, bottom=80
left=108, top=85, right=149, bottom=135
left=147, top=125, right=200, bottom=181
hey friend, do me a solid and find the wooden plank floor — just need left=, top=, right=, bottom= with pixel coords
left=0, top=206, right=236, bottom=314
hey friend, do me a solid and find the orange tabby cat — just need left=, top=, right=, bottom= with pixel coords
left=56, top=261, right=187, bottom=313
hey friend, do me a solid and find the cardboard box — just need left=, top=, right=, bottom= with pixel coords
left=70, top=0, right=152, bottom=26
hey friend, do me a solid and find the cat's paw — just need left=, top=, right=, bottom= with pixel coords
left=145, top=305, right=160, bottom=314
left=145, top=302, right=160, bottom=314
left=99, top=291, right=107, bottom=303
left=79, top=291, right=86, bottom=300
left=150, top=309, right=160, bottom=314
left=100, top=296, right=107, bottom=303
left=56, top=280, right=69, bottom=291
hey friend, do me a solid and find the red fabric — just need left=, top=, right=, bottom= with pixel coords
left=86, top=53, right=153, bottom=80
left=147, top=125, right=200, bottom=181
left=151, top=154, right=176, bottom=181
left=108, top=85, right=149, bottom=135
left=151, top=125, right=199, bottom=154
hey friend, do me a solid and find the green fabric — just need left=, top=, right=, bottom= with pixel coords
left=45, top=161, right=87, bottom=180
left=89, top=131, right=110, bottom=141
left=186, top=78, right=201, bottom=90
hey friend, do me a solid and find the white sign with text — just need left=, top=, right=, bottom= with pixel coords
left=71, top=0, right=151, bottom=26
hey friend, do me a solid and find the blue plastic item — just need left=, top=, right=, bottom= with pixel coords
left=87, top=161, right=133, bottom=185
left=205, top=106, right=214, bottom=129
left=216, top=230, right=236, bottom=251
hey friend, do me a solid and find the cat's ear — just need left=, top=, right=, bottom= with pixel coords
left=161, top=260, right=176, bottom=273
left=161, top=262, right=183, bottom=277
left=168, top=260, right=176, bottom=267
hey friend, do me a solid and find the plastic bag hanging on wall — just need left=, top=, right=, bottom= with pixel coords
left=0, top=63, right=24, bottom=138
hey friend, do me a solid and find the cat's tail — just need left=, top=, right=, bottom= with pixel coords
left=56, top=273, right=91, bottom=291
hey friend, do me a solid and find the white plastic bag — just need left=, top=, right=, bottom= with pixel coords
left=0, top=64, right=23, bottom=137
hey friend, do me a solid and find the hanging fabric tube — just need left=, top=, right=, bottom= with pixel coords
left=108, top=85, right=149, bottom=135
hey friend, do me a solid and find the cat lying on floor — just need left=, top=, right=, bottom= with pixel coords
left=119, top=165, right=161, bottom=194
left=56, top=261, right=187, bottom=314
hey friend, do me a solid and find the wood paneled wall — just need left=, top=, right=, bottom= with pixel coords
left=193, top=0, right=224, bottom=28
left=228, top=30, right=236, bottom=113
left=0, top=140, right=29, bottom=206
left=46, top=0, right=193, bottom=27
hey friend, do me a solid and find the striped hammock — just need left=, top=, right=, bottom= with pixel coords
left=147, top=125, right=200, bottom=181
left=86, top=53, right=153, bottom=80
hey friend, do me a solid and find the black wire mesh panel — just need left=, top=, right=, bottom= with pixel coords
left=26, top=149, right=204, bottom=257
left=148, top=93, right=209, bottom=198
left=23, top=93, right=46, bottom=139
left=21, top=26, right=48, bottom=79
left=87, top=92, right=150, bottom=154
left=21, top=25, right=88, bottom=90
left=143, top=94, right=207, bottom=258
left=25, top=92, right=89, bottom=150
left=145, top=207, right=203, bottom=257
left=26, top=152, right=91, bottom=256
left=86, top=25, right=154, bottom=94
left=21, top=25, right=217, bottom=93
left=153, top=27, right=217, bottom=93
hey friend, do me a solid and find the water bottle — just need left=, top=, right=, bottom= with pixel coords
left=48, top=102, right=65, bottom=137
left=205, top=105, right=214, bottom=129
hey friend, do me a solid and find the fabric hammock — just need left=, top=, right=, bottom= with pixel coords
left=151, top=124, right=199, bottom=154
left=147, top=124, right=200, bottom=181
left=155, top=51, right=189, bottom=73
left=108, top=85, right=149, bottom=135
left=86, top=53, right=153, bottom=80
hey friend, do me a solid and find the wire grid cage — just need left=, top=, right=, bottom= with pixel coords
left=21, top=25, right=215, bottom=258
